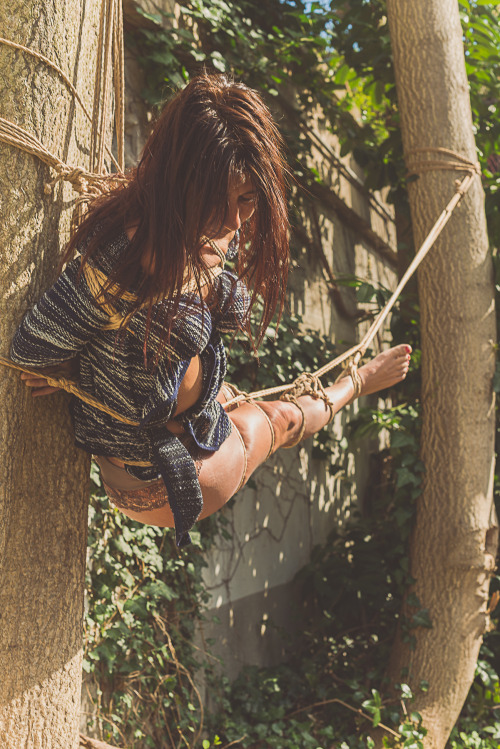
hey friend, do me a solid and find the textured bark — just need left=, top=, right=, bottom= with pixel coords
left=385, top=1, right=497, bottom=747
left=0, top=2, right=102, bottom=747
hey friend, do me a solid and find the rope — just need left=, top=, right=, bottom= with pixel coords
left=0, top=117, right=109, bottom=194
left=0, top=30, right=481, bottom=428
left=0, top=115, right=127, bottom=235
left=0, top=255, right=227, bottom=430
left=224, top=151, right=480, bottom=408
left=0, top=36, right=121, bottom=172
left=0, top=4, right=130, bottom=421
left=0, top=0, right=125, bottom=200
left=280, top=372, right=335, bottom=423
left=406, top=146, right=481, bottom=177
left=81, top=262, right=225, bottom=332
left=113, top=0, right=125, bottom=170
left=0, top=24, right=482, bottom=423
left=202, top=236, right=227, bottom=265
left=0, top=355, right=140, bottom=426
left=91, top=0, right=117, bottom=174
left=0, top=151, right=479, bottom=420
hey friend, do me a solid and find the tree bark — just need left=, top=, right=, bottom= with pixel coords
left=385, top=1, right=497, bottom=746
left=0, top=2, right=102, bottom=747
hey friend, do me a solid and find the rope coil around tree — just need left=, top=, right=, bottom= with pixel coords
left=223, top=150, right=480, bottom=412
left=0, top=24, right=481, bottom=427
left=0, top=355, right=140, bottom=426
left=0, top=17, right=482, bottom=417
left=0, top=30, right=122, bottom=172
left=0, top=151, right=480, bottom=424
left=0, top=0, right=125, bottom=200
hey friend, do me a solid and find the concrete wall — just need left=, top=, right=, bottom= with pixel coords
left=200, top=186, right=397, bottom=679
left=121, top=0, right=399, bottom=680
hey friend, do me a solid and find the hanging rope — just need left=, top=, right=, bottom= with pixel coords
left=113, top=0, right=125, bottom=170
left=0, top=13, right=482, bottom=420
left=0, top=36, right=121, bottom=172
left=0, top=0, right=125, bottom=192
left=224, top=151, right=480, bottom=408
left=91, top=0, right=123, bottom=174
left=0, top=150, right=479, bottom=420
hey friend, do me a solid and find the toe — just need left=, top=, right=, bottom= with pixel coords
left=394, top=344, right=412, bottom=359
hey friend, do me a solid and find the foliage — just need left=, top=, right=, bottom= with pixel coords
left=83, top=0, right=500, bottom=747
left=225, top=304, right=339, bottom=392
left=201, top=343, right=427, bottom=747
left=84, top=463, right=220, bottom=747
left=132, top=0, right=500, bottom=244
left=83, top=309, right=344, bottom=747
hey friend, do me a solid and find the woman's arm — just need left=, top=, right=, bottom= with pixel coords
left=11, top=257, right=111, bottom=395
left=19, top=358, right=80, bottom=397
left=11, top=257, right=110, bottom=367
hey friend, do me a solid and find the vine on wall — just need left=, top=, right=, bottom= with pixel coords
left=83, top=1, right=500, bottom=746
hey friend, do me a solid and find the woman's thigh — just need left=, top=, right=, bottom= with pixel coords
left=104, top=401, right=274, bottom=527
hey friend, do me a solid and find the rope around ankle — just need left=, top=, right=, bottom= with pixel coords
left=336, top=353, right=363, bottom=405
left=0, top=115, right=480, bottom=425
left=1, top=150, right=478, bottom=424
left=224, top=149, right=480, bottom=409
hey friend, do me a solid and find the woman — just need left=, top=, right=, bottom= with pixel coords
left=11, top=73, right=411, bottom=547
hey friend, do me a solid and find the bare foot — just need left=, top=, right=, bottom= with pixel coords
left=221, top=345, right=412, bottom=454
left=358, top=344, right=411, bottom=396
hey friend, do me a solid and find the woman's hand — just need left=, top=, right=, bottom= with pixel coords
left=20, top=357, right=80, bottom=397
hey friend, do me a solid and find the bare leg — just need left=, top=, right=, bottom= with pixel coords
left=111, top=345, right=411, bottom=527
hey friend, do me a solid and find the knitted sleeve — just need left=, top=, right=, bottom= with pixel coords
left=10, top=258, right=110, bottom=367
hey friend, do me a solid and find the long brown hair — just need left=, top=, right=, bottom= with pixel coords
left=64, top=73, right=290, bottom=355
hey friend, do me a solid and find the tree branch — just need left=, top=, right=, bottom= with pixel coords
left=80, top=734, right=124, bottom=749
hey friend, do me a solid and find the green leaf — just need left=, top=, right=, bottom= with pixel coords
left=411, top=608, right=433, bottom=629
left=136, top=7, right=164, bottom=24
left=390, top=431, right=416, bottom=448
left=335, top=63, right=353, bottom=85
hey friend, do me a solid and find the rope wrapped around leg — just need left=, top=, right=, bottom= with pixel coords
left=279, top=372, right=337, bottom=449
left=221, top=382, right=276, bottom=458
left=335, top=351, right=363, bottom=405
left=348, top=362, right=363, bottom=403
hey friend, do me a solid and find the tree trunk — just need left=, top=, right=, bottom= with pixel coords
left=0, top=3, right=102, bottom=747
left=385, top=1, right=497, bottom=746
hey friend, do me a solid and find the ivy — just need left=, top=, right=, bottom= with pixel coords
left=84, top=464, right=218, bottom=746
left=82, top=1, right=500, bottom=746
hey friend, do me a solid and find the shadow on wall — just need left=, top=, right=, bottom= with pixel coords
left=199, top=403, right=364, bottom=682
left=199, top=188, right=397, bottom=680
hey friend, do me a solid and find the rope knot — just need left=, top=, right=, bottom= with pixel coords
left=281, top=372, right=320, bottom=401
left=44, top=375, right=76, bottom=392
left=335, top=351, right=363, bottom=405
left=281, top=372, right=336, bottom=424
left=45, top=164, right=91, bottom=195
left=64, top=166, right=90, bottom=192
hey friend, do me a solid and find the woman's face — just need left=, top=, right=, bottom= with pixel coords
left=211, top=173, right=257, bottom=240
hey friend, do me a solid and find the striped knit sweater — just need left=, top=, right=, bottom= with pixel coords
left=10, top=231, right=250, bottom=546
